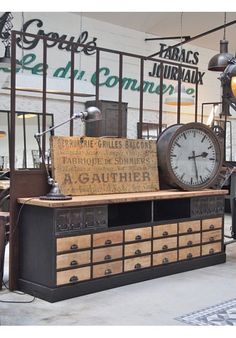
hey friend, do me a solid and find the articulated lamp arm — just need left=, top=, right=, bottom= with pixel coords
left=33, top=106, right=101, bottom=200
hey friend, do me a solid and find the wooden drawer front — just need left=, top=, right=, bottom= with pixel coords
left=202, top=217, right=223, bottom=231
left=124, top=255, right=151, bottom=272
left=93, top=246, right=123, bottom=263
left=153, top=223, right=177, bottom=238
left=202, top=230, right=222, bottom=244
left=93, top=231, right=123, bottom=247
left=57, top=235, right=91, bottom=253
left=202, top=242, right=222, bottom=256
left=56, top=266, right=91, bottom=286
left=179, top=233, right=201, bottom=247
left=179, top=246, right=201, bottom=260
left=153, top=237, right=177, bottom=252
left=56, top=250, right=91, bottom=269
left=179, top=220, right=200, bottom=234
left=93, top=261, right=122, bottom=278
left=125, top=227, right=151, bottom=242
left=124, top=241, right=151, bottom=257
left=153, top=251, right=177, bottom=266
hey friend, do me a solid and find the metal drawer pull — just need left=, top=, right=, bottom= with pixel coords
left=162, top=257, right=169, bottom=264
left=70, top=260, right=78, bottom=266
left=162, top=231, right=168, bottom=237
left=135, top=249, right=142, bottom=255
left=135, top=263, right=142, bottom=269
left=69, top=275, right=79, bottom=283
left=104, top=254, right=112, bottom=261
left=187, top=253, right=193, bottom=259
left=104, top=268, right=112, bottom=275
left=162, top=245, right=168, bottom=250
left=209, top=248, right=215, bottom=254
left=187, top=227, right=193, bottom=233
left=70, top=244, right=78, bottom=250
left=105, top=239, right=112, bottom=245
left=209, top=224, right=215, bottom=230
left=209, top=237, right=215, bottom=242
left=135, top=235, right=142, bottom=241
left=187, top=240, right=193, bottom=246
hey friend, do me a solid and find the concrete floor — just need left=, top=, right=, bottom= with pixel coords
left=0, top=214, right=236, bottom=326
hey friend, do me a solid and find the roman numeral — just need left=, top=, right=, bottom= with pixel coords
left=170, top=154, right=177, bottom=157
left=180, top=173, right=185, bottom=180
left=201, top=135, right=206, bottom=143
left=183, top=133, right=187, bottom=140
left=175, top=142, right=181, bottom=147
left=209, top=158, right=215, bottom=161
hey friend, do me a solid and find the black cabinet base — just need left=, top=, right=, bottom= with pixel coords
left=18, top=253, right=226, bottom=303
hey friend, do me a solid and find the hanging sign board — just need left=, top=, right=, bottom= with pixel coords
left=51, top=136, right=159, bottom=196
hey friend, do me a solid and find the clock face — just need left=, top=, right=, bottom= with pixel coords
left=168, top=125, right=222, bottom=189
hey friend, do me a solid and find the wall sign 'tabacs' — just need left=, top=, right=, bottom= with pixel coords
left=51, top=136, right=159, bottom=196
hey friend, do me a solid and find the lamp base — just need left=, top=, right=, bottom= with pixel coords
left=39, top=181, right=72, bottom=200
left=39, top=194, right=72, bottom=201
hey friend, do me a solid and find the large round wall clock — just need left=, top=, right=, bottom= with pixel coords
left=157, top=122, right=223, bottom=191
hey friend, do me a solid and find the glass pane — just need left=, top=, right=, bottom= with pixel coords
left=0, top=111, right=9, bottom=171
left=14, top=112, right=54, bottom=169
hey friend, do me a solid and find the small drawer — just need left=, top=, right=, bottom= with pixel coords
left=124, top=255, right=151, bottom=272
left=179, top=246, right=201, bottom=260
left=153, top=223, right=177, bottom=238
left=125, top=227, right=151, bottom=242
left=124, top=241, right=151, bottom=257
left=56, top=250, right=91, bottom=269
left=153, top=250, right=177, bottom=266
left=153, top=237, right=177, bottom=252
left=202, top=230, right=222, bottom=243
left=93, top=231, right=123, bottom=247
left=202, top=242, right=222, bottom=256
left=179, top=233, right=201, bottom=247
left=56, top=266, right=91, bottom=286
left=202, top=217, right=223, bottom=231
left=179, top=220, right=200, bottom=234
left=56, top=235, right=91, bottom=253
left=93, top=246, right=123, bottom=263
left=93, top=261, right=122, bottom=278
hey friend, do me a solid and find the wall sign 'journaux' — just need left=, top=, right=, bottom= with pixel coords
left=51, top=136, right=159, bottom=196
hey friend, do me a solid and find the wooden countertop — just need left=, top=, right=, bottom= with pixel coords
left=17, top=189, right=228, bottom=208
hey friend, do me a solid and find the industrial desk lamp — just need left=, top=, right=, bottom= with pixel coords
left=34, top=106, right=102, bottom=200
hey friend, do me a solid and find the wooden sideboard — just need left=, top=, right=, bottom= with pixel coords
left=17, top=189, right=227, bottom=302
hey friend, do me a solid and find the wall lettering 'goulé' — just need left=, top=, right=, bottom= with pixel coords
left=14, top=18, right=97, bottom=55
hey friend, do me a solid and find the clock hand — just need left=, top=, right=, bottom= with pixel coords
left=188, top=152, right=208, bottom=160
left=192, top=150, right=199, bottom=181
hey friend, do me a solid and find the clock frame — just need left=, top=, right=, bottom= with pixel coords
left=157, top=122, right=223, bottom=191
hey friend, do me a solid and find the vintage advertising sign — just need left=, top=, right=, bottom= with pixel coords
left=51, top=136, right=159, bottom=196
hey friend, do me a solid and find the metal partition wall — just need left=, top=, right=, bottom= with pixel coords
left=9, top=30, right=199, bottom=289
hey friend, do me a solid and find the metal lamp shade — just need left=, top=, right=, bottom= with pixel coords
left=84, top=106, right=102, bottom=122
left=208, top=40, right=233, bottom=72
